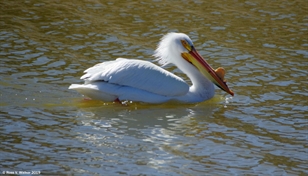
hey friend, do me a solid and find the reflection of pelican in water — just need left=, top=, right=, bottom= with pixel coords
left=69, top=33, right=234, bottom=103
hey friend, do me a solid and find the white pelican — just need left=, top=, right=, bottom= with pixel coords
left=69, top=33, right=234, bottom=103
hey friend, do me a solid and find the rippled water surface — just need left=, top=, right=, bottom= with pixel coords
left=1, top=0, right=307, bottom=175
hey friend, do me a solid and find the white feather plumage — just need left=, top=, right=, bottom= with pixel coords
left=69, top=33, right=215, bottom=103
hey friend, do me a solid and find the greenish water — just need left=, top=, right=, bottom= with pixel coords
left=0, top=0, right=307, bottom=175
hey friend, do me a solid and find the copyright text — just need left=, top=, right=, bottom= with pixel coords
left=2, top=171, right=41, bottom=175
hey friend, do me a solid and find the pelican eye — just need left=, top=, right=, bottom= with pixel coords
left=181, top=40, right=192, bottom=51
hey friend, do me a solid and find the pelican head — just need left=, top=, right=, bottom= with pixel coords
left=154, top=32, right=234, bottom=96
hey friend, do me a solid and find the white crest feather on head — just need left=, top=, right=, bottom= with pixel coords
left=153, top=32, right=192, bottom=66
left=153, top=33, right=174, bottom=66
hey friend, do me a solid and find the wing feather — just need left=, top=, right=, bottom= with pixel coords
left=80, top=58, right=189, bottom=96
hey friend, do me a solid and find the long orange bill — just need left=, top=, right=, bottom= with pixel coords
left=188, top=48, right=234, bottom=96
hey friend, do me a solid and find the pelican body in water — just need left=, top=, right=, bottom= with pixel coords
left=69, top=33, right=234, bottom=103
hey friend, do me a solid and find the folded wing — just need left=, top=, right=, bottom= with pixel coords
left=80, top=58, right=189, bottom=97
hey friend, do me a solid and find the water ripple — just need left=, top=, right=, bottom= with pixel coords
left=0, top=0, right=307, bottom=175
